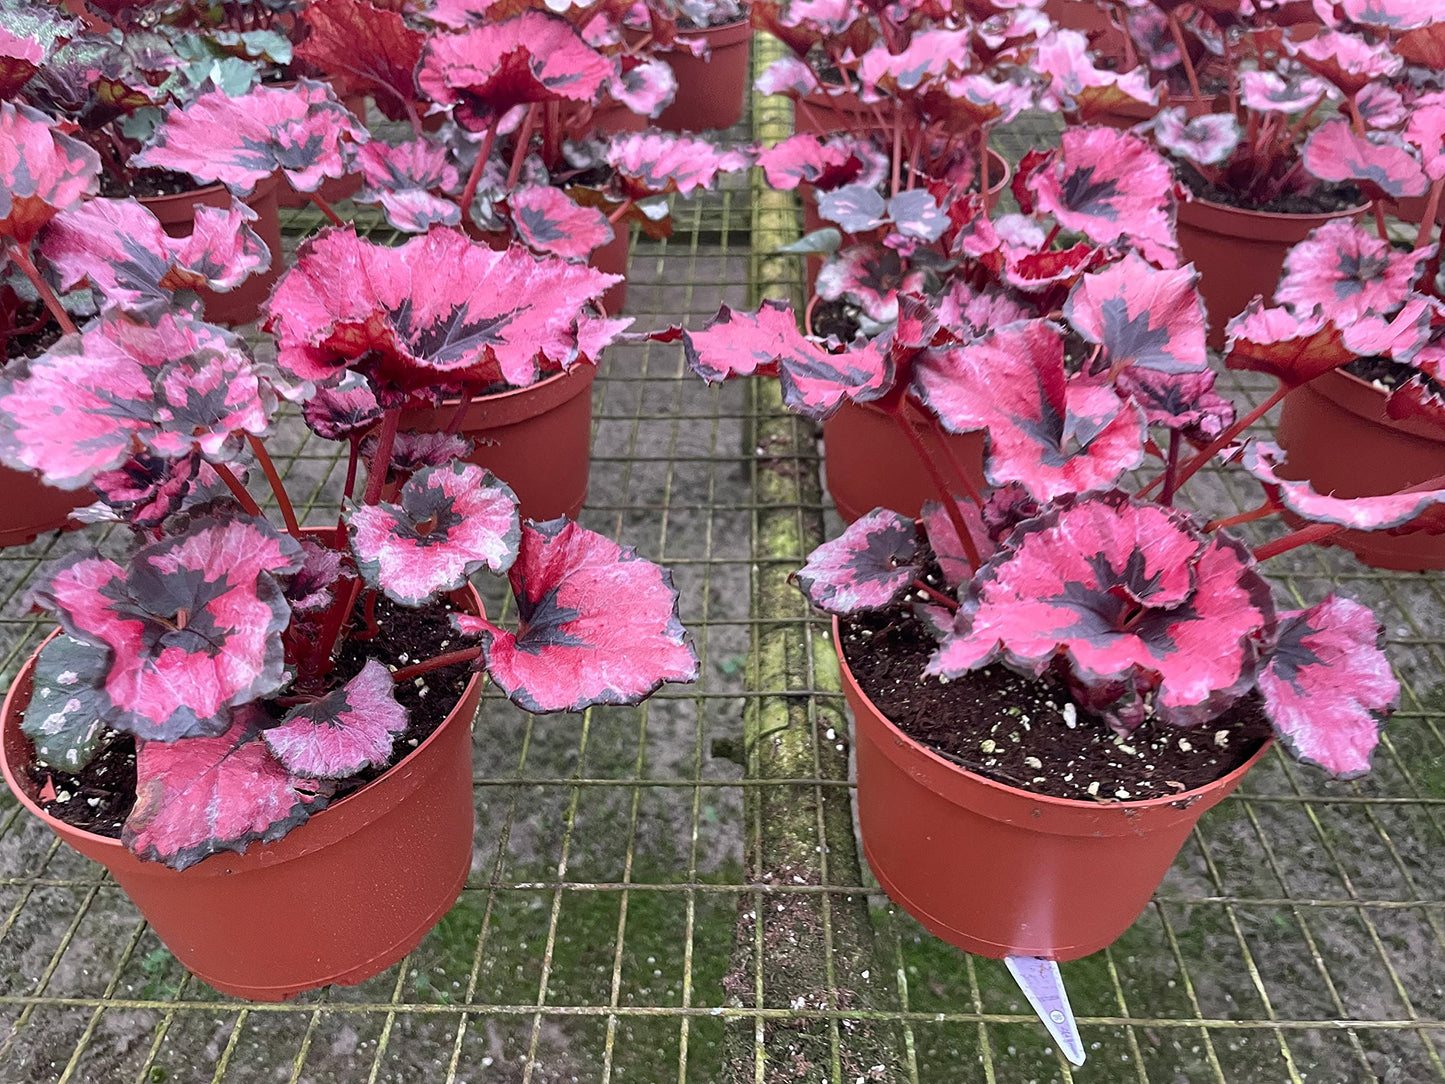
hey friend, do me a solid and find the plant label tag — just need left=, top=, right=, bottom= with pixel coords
left=1005, top=954, right=1085, bottom=1067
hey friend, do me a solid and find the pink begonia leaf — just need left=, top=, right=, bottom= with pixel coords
left=41, top=197, right=269, bottom=316
left=1035, top=28, right=1158, bottom=121
left=605, top=132, right=751, bottom=198
left=1028, top=127, right=1178, bottom=265
left=23, top=634, right=112, bottom=772
left=924, top=74, right=1034, bottom=129
left=348, top=463, right=520, bottom=606
left=134, top=81, right=364, bottom=197
left=816, top=243, right=924, bottom=323
left=0, top=27, right=44, bottom=99
left=937, top=280, right=1032, bottom=339
left=0, top=102, right=99, bottom=245
left=263, top=660, right=409, bottom=779
left=459, top=518, right=698, bottom=713
left=362, top=431, right=474, bottom=479
left=1260, top=595, right=1395, bottom=779
left=416, top=0, right=499, bottom=30
left=302, top=371, right=382, bottom=441
left=1116, top=366, right=1236, bottom=441
left=1287, top=28, right=1402, bottom=96
left=1405, top=105, right=1445, bottom=182
left=1064, top=254, right=1208, bottom=375
left=981, top=483, right=1042, bottom=543
left=1339, top=0, right=1439, bottom=28
left=90, top=452, right=201, bottom=531
left=1399, top=23, right=1445, bottom=68
left=922, top=498, right=995, bottom=589
left=266, top=227, right=617, bottom=395
left=755, top=134, right=861, bottom=191
left=817, top=183, right=886, bottom=232
left=664, top=300, right=891, bottom=420
left=353, top=138, right=462, bottom=232
left=416, top=13, right=616, bottom=131
left=1340, top=296, right=1438, bottom=361
left=1356, top=84, right=1406, bottom=130
left=123, top=710, right=332, bottom=871
left=509, top=186, right=613, bottom=262
left=295, top=0, right=425, bottom=123
left=887, top=189, right=947, bottom=243
left=286, top=538, right=346, bottom=615
left=609, top=57, right=676, bottom=118
left=1239, top=70, right=1331, bottom=115
left=1302, top=119, right=1428, bottom=201
left=1275, top=220, right=1427, bottom=324
left=0, top=312, right=270, bottom=487
left=1152, top=107, right=1241, bottom=167
left=856, top=28, right=969, bottom=99
left=794, top=508, right=919, bottom=614
left=147, top=339, right=276, bottom=462
left=929, top=492, right=1275, bottom=733
left=753, top=54, right=820, bottom=97
left=1223, top=301, right=1354, bottom=386
left=28, top=517, right=303, bottom=742
left=912, top=320, right=1145, bottom=501
left=1240, top=441, right=1445, bottom=532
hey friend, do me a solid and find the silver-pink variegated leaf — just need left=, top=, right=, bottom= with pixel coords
left=922, top=498, right=995, bottom=590
left=1302, top=118, right=1428, bottom=200
left=302, top=371, right=382, bottom=440
left=815, top=242, right=925, bottom=323
left=929, top=491, right=1276, bottom=733
left=1240, top=442, right=1445, bottom=532
left=1239, top=70, right=1332, bottom=115
left=28, top=517, right=303, bottom=742
left=1152, top=107, right=1241, bottom=167
left=1064, top=254, right=1208, bottom=375
left=1405, top=104, right=1445, bottom=182
left=1116, top=367, right=1235, bottom=441
left=1034, top=27, right=1158, bottom=120
left=1028, top=126, right=1179, bottom=266
left=457, top=518, right=698, bottom=713
left=263, top=660, right=409, bottom=779
left=42, top=196, right=270, bottom=316
left=0, top=101, right=100, bottom=245
left=349, top=463, right=520, bottom=606
left=1286, top=28, right=1402, bottom=97
left=353, top=138, right=462, bottom=232
left=1223, top=301, right=1354, bottom=387
left=134, top=80, right=365, bottom=196
left=609, top=56, right=676, bottom=118
left=755, top=134, right=861, bottom=191
left=1275, top=220, right=1427, bottom=324
left=606, top=132, right=751, bottom=198
left=794, top=508, right=919, bottom=615
left=124, top=709, right=332, bottom=870
left=912, top=320, right=1146, bottom=501
left=509, top=186, right=613, bottom=262
left=266, top=227, right=620, bottom=394
left=1259, top=595, right=1396, bottom=779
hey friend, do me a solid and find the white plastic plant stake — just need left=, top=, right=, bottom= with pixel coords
left=1005, top=955, right=1085, bottom=1067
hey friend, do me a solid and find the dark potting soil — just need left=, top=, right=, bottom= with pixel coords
left=811, top=298, right=861, bottom=342
left=4, top=300, right=63, bottom=361
left=21, top=595, right=474, bottom=839
left=100, top=167, right=206, bottom=200
left=1345, top=352, right=1439, bottom=394
left=839, top=601, right=1274, bottom=803
left=1179, top=162, right=1363, bottom=217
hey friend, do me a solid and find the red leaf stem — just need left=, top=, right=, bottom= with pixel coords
left=361, top=406, right=401, bottom=506
left=247, top=434, right=302, bottom=538
left=890, top=411, right=982, bottom=569
left=309, top=192, right=346, bottom=227
left=390, top=644, right=484, bottom=682
left=5, top=243, right=76, bottom=336
left=213, top=461, right=265, bottom=520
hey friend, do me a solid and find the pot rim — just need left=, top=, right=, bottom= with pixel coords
left=136, top=171, right=279, bottom=208
left=0, top=575, right=486, bottom=861
left=1306, top=366, right=1445, bottom=445
left=1178, top=188, right=1369, bottom=233
left=832, top=614, right=1274, bottom=813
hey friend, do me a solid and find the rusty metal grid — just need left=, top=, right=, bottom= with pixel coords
left=0, top=33, right=1435, bottom=1084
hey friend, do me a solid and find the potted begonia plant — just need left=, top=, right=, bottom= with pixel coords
left=1103, top=3, right=1444, bottom=347
left=0, top=192, right=699, bottom=998
left=756, top=122, right=1180, bottom=523
left=629, top=0, right=753, bottom=132
left=1242, top=222, right=1445, bottom=570
left=654, top=245, right=1418, bottom=962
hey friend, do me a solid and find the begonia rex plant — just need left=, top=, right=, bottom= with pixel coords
left=657, top=224, right=1425, bottom=784
left=0, top=106, right=698, bottom=870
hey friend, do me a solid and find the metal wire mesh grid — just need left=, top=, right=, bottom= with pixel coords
left=0, top=41, right=1435, bottom=1084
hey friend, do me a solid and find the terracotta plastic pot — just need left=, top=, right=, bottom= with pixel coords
left=652, top=20, right=752, bottom=132
left=0, top=465, right=83, bottom=547
left=822, top=398, right=984, bottom=523
left=1176, top=193, right=1366, bottom=350
left=1275, top=368, right=1445, bottom=571
left=399, top=363, right=596, bottom=521
left=591, top=224, right=630, bottom=314
left=836, top=620, right=1271, bottom=960
left=0, top=583, right=486, bottom=1001
left=141, top=174, right=284, bottom=326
